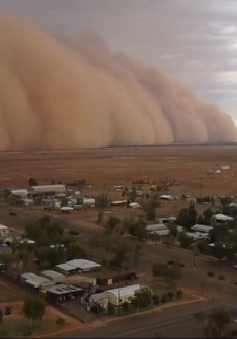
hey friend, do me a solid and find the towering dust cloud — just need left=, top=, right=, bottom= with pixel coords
left=0, top=14, right=236, bottom=151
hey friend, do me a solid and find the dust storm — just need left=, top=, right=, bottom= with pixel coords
left=0, top=14, right=236, bottom=150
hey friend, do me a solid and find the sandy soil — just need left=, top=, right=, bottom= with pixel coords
left=0, top=146, right=236, bottom=197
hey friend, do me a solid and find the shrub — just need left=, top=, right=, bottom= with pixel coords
left=153, top=294, right=160, bottom=305
left=207, top=271, right=215, bottom=277
left=108, top=304, right=114, bottom=315
left=218, top=275, right=225, bottom=281
left=167, top=260, right=174, bottom=265
left=161, top=294, right=168, bottom=303
left=234, top=281, right=237, bottom=285
left=180, top=263, right=185, bottom=268
left=167, top=291, right=174, bottom=301
left=122, top=302, right=129, bottom=312
left=176, top=290, right=182, bottom=300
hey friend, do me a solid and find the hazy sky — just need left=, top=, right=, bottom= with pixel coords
left=1, top=0, right=237, bottom=120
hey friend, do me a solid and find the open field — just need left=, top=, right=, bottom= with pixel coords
left=0, top=146, right=237, bottom=197
left=0, top=277, right=26, bottom=303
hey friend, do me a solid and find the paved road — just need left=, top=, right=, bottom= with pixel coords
left=59, top=301, right=220, bottom=338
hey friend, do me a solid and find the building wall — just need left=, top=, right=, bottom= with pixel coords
left=0, top=228, right=9, bottom=237
left=107, top=293, right=134, bottom=306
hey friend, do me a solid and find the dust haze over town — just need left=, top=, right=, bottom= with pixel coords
left=0, top=10, right=236, bottom=151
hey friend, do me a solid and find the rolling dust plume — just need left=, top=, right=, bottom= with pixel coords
left=0, top=13, right=236, bottom=151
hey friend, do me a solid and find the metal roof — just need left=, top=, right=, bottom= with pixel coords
left=56, top=263, right=76, bottom=272
left=21, top=272, right=37, bottom=280
left=42, top=284, right=82, bottom=295
left=41, top=270, right=65, bottom=279
left=0, top=225, right=8, bottom=230
left=65, top=259, right=101, bottom=270
left=191, top=224, right=213, bottom=233
left=25, top=275, right=51, bottom=288
left=107, top=284, right=141, bottom=298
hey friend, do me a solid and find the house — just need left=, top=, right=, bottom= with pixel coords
left=40, top=284, right=83, bottom=304
left=160, top=195, right=174, bottom=201
left=11, top=189, right=28, bottom=198
left=110, top=200, right=127, bottom=207
left=213, top=213, right=234, bottom=223
left=55, top=263, right=78, bottom=276
left=65, top=259, right=101, bottom=273
left=41, top=270, right=66, bottom=284
left=89, top=292, right=109, bottom=309
left=24, top=274, right=53, bottom=290
left=20, top=272, right=37, bottom=283
left=0, top=225, right=9, bottom=237
left=145, top=223, right=168, bottom=233
left=29, top=184, right=66, bottom=196
left=191, top=224, right=213, bottom=233
left=106, top=284, right=142, bottom=306
left=129, top=202, right=140, bottom=209
left=82, top=198, right=95, bottom=206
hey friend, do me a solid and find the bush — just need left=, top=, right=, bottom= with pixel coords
left=122, top=302, right=129, bottom=312
left=176, top=290, right=182, bottom=300
left=218, top=275, right=225, bottom=281
left=167, top=291, right=174, bottom=301
left=108, top=304, right=114, bottom=315
left=161, top=294, right=168, bottom=303
left=180, top=263, right=185, bottom=268
left=167, top=260, right=174, bottom=265
left=207, top=271, right=215, bottom=277
left=234, top=281, right=237, bottom=285
left=153, top=294, right=160, bottom=305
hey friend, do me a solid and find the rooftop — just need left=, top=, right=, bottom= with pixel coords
left=56, top=263, right=77, bottom=272
left=42, top=284, right=82, bottom=295
left=191, top=224, right=213, bottom=233
left=25, top=275, right=52, bottom=288
left=0, top=225, right=8, bottom=230
left=65, top=259, right=101, bottom=270
left=107, top=284, right=141, bottom=298
left=41, top=270, right=65, bottom=279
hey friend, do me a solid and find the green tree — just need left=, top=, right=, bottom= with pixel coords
left=220, top=196, right=232, bottom=208
left=2, top=188, right=11, bottom=200
left=204, top=208, right=214, bottom=224
left=195, top=307, right=230, bottom=338
left=129, top=218, right=147, bottom=241
left=132, top=244, right=142, bottom=277
left=56, top=317, right=66, bottom=333
left=61, top=197, right=68, bottom=207
left=97, top=210, right=104, bottom=224
left=133, top=287, right=153, bottom=312
left=122, top=216, right=135, bottom=234
left=22, top=295, right=46, bottom=329
left=146, top=198, right=159, bottom=222
left=66, top=241, right=86, bottom=261
left=28, top=176, right=38, bottom=186
left=176, top=208, right=192, bottom=228
left=105, top=215, right=120, bottom=232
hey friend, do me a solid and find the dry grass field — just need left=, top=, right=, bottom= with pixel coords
left=0, top=146, right=237, bottom=198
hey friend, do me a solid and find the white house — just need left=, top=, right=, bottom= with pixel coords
left=65, top=259, right=101, bottom=273
left=106, top=284, right=142, bottom=306
left=213, top=213, right=234, bottom=223
left=145, top=223, right=168, bottom=232
left=191, top=224, right=213, bottom=233
left=83, top=198, right=96, bottom=206
left=41, top=270, right=65, bottom=284
left=129, top=202, right=140, bottom=209
left=160, top=195, right=174, bottom=201
left=0, top=225, right=9, bottom=237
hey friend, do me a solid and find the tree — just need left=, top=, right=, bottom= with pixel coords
left=22, top=295, right=46, bottom=328
left=28, top=176, right=38, bottom=186
left=129, top=218, right=147, bottom=241
left=95, top=195, right=109, bottom=208
left=133, top=287, right=153, bottom=312
left=195, top=307, right=230, bottom=338
left=61, top=197, right=68, bottom=207
left=122, top=216, right=135, bottom=234
left=176, top=208, right=192, bottom=228
left=88, top=235, right=99, bottom=257
left=97, top=210, right=104, bottom=224
left=111, top=241, right=131, bottom=269
left=146, top=198, right=159, bottom=222
left=105, top=215, right=120, bottom=232
left=56, top=317, right=66, bottom=333
left=220, top=196, right=232, bottom=208
left=204, top=208, right=214, bottom=224
left=66, top=241, right=86, bottom=261
left=132, top=244, right=142, bottom=277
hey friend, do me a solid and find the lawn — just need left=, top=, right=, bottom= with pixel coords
left=1, top=319, right=58, bottom=337
left=0, top=279, right=26, bottom=303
